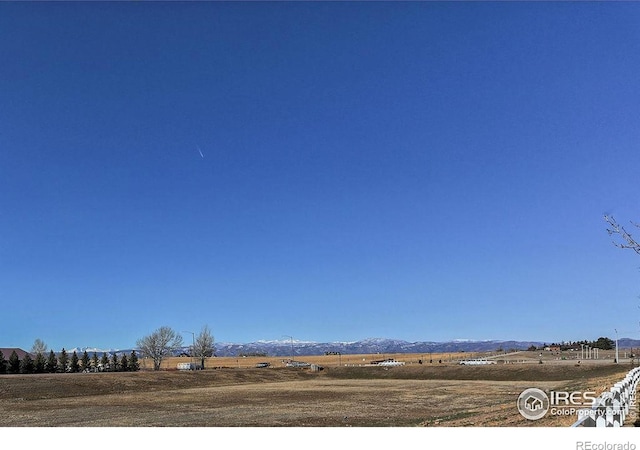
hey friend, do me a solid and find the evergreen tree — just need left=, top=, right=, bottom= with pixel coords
left=20, top=353, right=35, bottom=374
left=593, top=337, right=615, bottom=350
left=0, top=350, right=6, bottom=374
left=30, top=339, right=48, bottom=374
left=111, top=353, right=120, bottom=372
left=128, top=351, right=140, bottom=372
left=34, top=352, right=46, bottom=373
left=81, top=351, right=91, bottom=372
left=120, top=354, right=129, bottom=372
left=70, top=351, right=80, bottom=373
left=45, top=350, right=58, bottom=373
left=58, top=348, right=68, bottom=373
left=100, top=353, right=109, bottom=371
left=8, top=351, right=20, bottom=374
left=92, top=352, right=99, bottom=372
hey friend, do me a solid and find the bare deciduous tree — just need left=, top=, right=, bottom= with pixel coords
left=605, top=215, right=640, bottom=255
left=193, top=325, right=215, bottom=369
left=136, top=326, right=184, bottom=371
left=31, top=338, right=48, bottom=356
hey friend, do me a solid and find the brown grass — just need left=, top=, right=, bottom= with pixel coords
left=0, top=353, right=635, bottom=427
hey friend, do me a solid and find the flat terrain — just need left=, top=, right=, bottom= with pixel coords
left=0, top=353, right=636, bottom=427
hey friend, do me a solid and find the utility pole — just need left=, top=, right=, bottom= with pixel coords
left=283, top=335, right=294, bottom=362
left=615, top=329, right=619, bottom=364
left=183, top=331, right=196, bottom=370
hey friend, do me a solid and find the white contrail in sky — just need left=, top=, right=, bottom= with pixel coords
left=196, top=145, right=204, bottom=159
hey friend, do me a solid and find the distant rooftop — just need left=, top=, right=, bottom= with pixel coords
left=0, top=348, right=33, bottom=360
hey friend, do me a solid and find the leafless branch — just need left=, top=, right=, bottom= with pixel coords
left=604, top=215, right=640, bottom=255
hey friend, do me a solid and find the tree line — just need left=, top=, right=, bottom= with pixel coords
left=0, top=347, right=140, bottom=375
left=1, top=324, right=215, bottom=374
left=526, top=337, right=616, bottom=352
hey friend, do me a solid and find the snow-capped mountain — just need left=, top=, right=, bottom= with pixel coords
left=208, top=338, right=547, bottom=357
left=64, top=338, right=640, bottom=358
left=62, top=347, right=136, bottom=357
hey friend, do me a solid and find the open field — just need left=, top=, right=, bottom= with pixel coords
left=1, top=352, right=636, bottom=427
left=148, top=347, right=627, bottom=370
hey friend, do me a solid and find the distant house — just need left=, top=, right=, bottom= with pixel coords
left=0, top=348, right=32, bottom=361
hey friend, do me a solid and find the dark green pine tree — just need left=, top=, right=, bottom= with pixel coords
left=58, top=348, right=68, bottom=373
left=20, top=353, right=35, bottom=374
left=111, top=353, right=120, bottom=372
left=34, top=352, right=46, bottom=373
left=45, top=350, right=58, bottom=373
left=8, top=351, right=20, bottom=374
left=120, top=354, right=129, bottom=372
left=70, top=351, right=80, bottom=373
left=100, top=353, right=109, bottom=371
left=81, top=351, right=91, bottom=372
left=128, top=351, right=140, bottom=372
left=92, top=352, right=99, bottom=372
left=0, top=350, right=6, bottom=374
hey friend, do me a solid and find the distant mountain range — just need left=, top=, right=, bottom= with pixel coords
left=206, top=337, right=640, bottom=357
left=63, top=337, right=640, bottom=358
left=212, top=338, right=541, bottom=357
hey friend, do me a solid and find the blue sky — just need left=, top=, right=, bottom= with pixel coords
left=2, top=2, right=640, bottom=351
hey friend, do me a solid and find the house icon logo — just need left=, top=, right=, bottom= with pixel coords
left=517, top=388, right=549, bottom=420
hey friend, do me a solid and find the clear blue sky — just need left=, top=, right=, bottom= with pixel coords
left=2, top=2, right=640, bottom=351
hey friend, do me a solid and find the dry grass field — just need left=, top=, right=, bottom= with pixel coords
left=1, top=352, right=636, bottom=427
